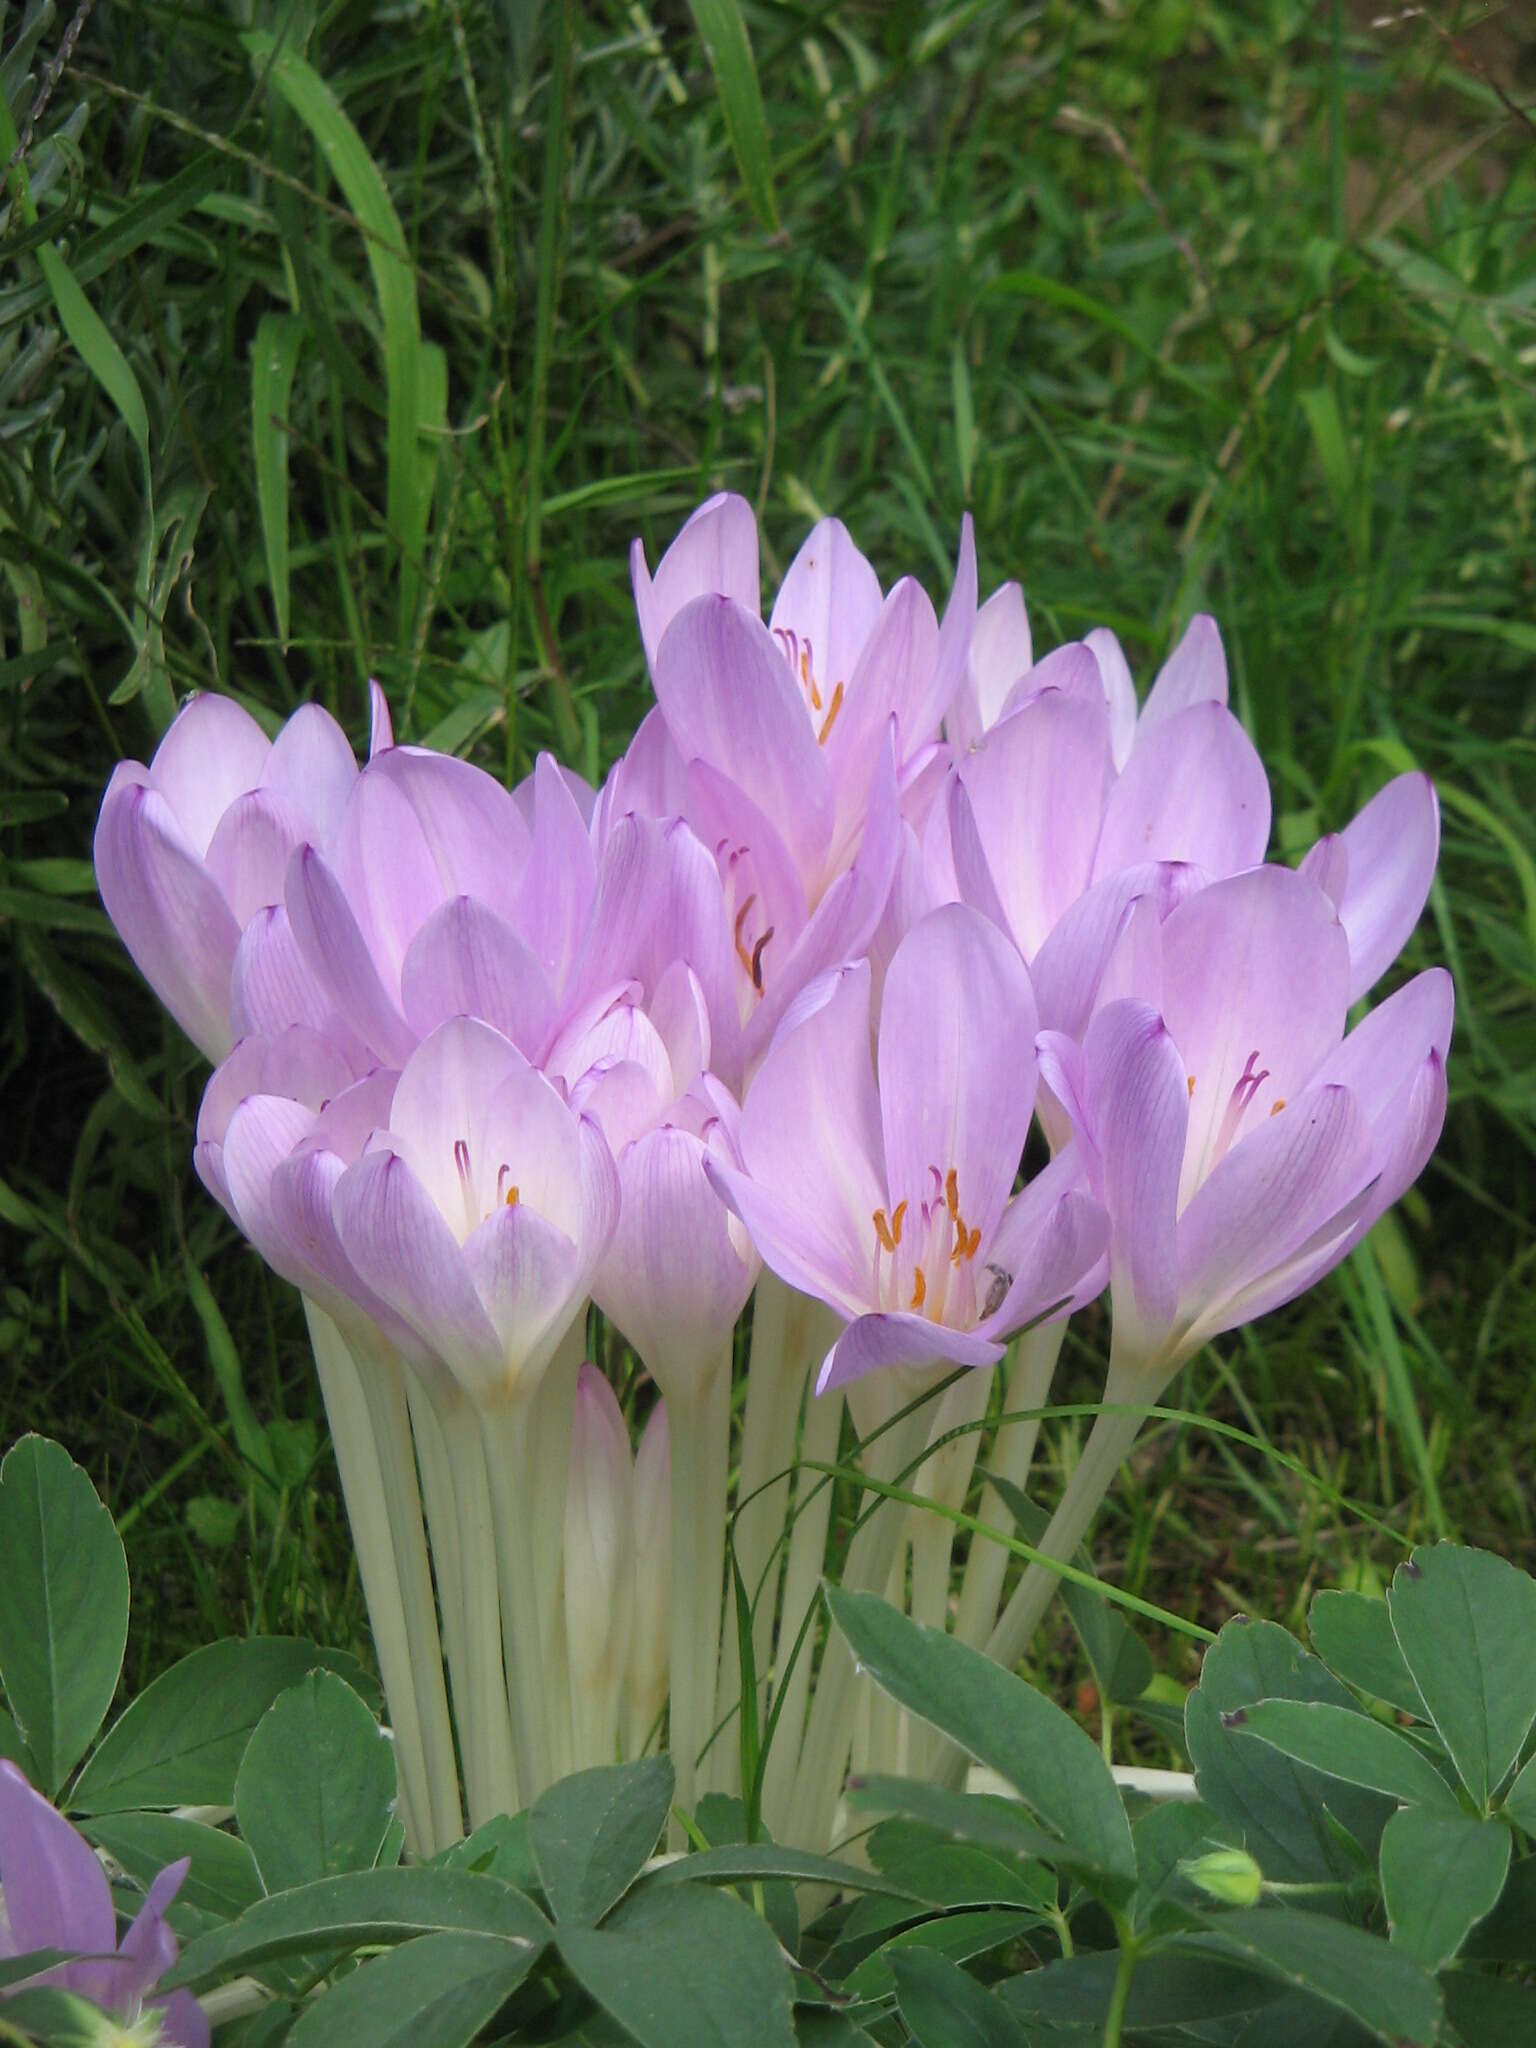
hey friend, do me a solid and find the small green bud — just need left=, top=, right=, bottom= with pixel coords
left=1180, top=1847, right=1265, bottom=1907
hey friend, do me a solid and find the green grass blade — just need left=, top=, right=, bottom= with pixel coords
left=686, top=0, right=780, bottom=232
left=251, top=312, right=306, bottom=651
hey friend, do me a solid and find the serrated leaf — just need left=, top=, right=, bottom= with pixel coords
left=1308, top=1589, right=1426, bottom=1717
left=528, top=1759, right=672, bottom=1925
left=828, top=1588, right=1135, bottom=1886
left=1226, top=1698, right=1459, bottom=1812
left=286, top=1930, right=538, bottom=2048
left=0, top=1435, right=129, bottom=1795
left=1388, top=1544, right=1536, bottom=1808
left=1379, top=1808, right=1510, bottom=1971
left=235, top=1669, right=398, bottom=1893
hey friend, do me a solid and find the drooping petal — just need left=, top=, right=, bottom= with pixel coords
left=949, top=580, right=1031, bottom=753
left=654, top=596, right=835, bottom=893
left=0, top=1760, right=115, bottom=1974
left=1160, top=866, right=1349, bottom=1208
left=94, top=773, right=241, bottom=1061
left=333, top=1148, right=504, bottom=1393
left=1138, top=613, right=1227, bottom=734
left=738, top=959, right=887, bottom=1289
left=147, top=694, right=271, bottom=855
left=1092, top=701, right=1270, bottom=883
left=1086, top=627, right=1137, bottom=770
left=957, top=681, right=1114, bottom=959
left=1175, top=1083, right=1373, bottom=1335
left=203, top=787, right=310, bottom=924
left=1079, top=1000, right=1187, bottom=1356
left=399, top=895, right=555, bottom=1058
left=767, top=515, right=883, bottom=712
left=877, top=904, right=1037, bottom=1250
left=260, top=701, right=359, bottom=843
left=515, top=752, right=598, bottom=992
left=1334, top=773, right=1440, bottom=1003
left=816, top=1311, right=1003, bottom=1393
left=632, top=492, right=761, bottom=670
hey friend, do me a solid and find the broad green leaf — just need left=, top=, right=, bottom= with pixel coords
left=990, top=1476, right=1152, bottom=1705
left=1308, top=1589, right=1427, bottom=1717
left=235, top=1669, right=398, bottom=1893
left=1503, top=1750, right=1536, bottom=1834
left=251, top=312, right=305, bottom=649
left=1379, top=1808, right=1510, bottom=1971
left=846, top=1775, right=1097, bottom=1874
left=1003, top=1948, right=1281, bottom=2032
left=0, top=1435, right=129, bottom=1795
left=1388, top=1543, right=1536, bottom=1807
left=0, top=1954, right=71, bottom=1994
left=435, top=1812, right=541, bottom=1895
left=1441, top=1970, right=1536, bottom=2048
left=1227, top=1698, right=1460, bottom=1811
left=1186, top=1617, right=1391, bottom=1887
left=1183, top=1905, right=1442, bottom=2047
left=827, top=1587, right=1135, bottom=1884
left=1129, top=1799, right=1233, bottom=1933
left=639, top=1841, right=925, bottom=1902
left=163, top=1868, right=549, bottom=1991
left=0, top=1708, right=38, bottom=1782
left=558, top=1883, right=796, bottom=2048
left=528, top=1758, right=672, bottom=1925
left=1463, top=1851, right=1536, bottom=1961
left=842, top=1907, right=1038, bottom=2002
left=686, top=0, right=779, bottom=232
left=84, top=1812, right=261, bottom=1929
left=70, top=1638, right=378, bottom=1814
left=242, top=33, right=424, bottom=621
left=286, top=1931, right=537, bottom=2048
left=891, top=1947, right=1033, bottom=2047
left=0, top=1986, right=119, bottom=2045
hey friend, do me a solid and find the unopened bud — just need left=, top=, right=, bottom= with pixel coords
left=1181, top=1847, right=1264, bottom=1907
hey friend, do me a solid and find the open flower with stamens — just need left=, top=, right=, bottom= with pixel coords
left=707, top=905, right=1109, bottom=1391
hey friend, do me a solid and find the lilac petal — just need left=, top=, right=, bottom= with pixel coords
left=0, top=1760, right=115, bottom=1968
left=593, top=1126, right=757, bottom=1396
left=1161, top=866, right=1349, bottom=1209
left=1030, top=862, right=1187, bottom=1040
left=1298, top=830, right=1349, bottom=911
left=739, top=958, right=887, bottom=1285
left=867, top=821, right=942, bottom=1011
left=148, top=694, right=270, bottom=855
left=368, top=680, right=394, bottom=758
left=1138, top=613, right=1227, bottom=733
left=400, top=896, right=555, bottom=1058
left=920, top=512, right=978, bottom=737
left=325, top=769, right=456, bottom=993
left=479, top=1062, right=593, bottom=1240
left=261, top=702, right=359, bottom=842
left=516, top=753, right=597, bottom=990
left=460, top=1201, right=581, bottom=1394
left=203, top=787, right=310, bottom=924
left=333, top=1149, right=503, bottom=1389
left=996, top=639, right=1108, bottom=722
left=654, top=596, right=834, bottom=891
left=949, top=580, right=1032, bottom=753
left=683, top=755, right=810, bottom=965
left=1176, top=1083, right=1373, bottom=1330
left=266, top=1147, right=425, bottom=1359
left=650, top=961, right=711, bottom=1094
left=386, top=1018, right=539, bottom=1230
left=229, top=903, right=354, bottom=1046
left=767, top=515, right=884, bottom=713
left=597, top=706, right=691, bottom=831
left=366, top=746, right=531, bottom=923
left=1309, top=968, right=1454, bottom=1118
left=816, top=1312, right=1003, bottom=1394
left=958, top=684, right=1114, bottom=959
left=153, top=1989, right=212, bottom=2048
left=1086, top=627, right=1137, bottom=770
left=1079, top=1000, right=1187, bottom=1353
left=1334, top=773, right=1440, bottom=1003
left=512, top=756, right=598, bottom=835
left=222, top=1094, right=321, bottom=1272
left=285, top=842, right=416, bottom=1067
left=105, top=1858, right=188, bottom=2014
left=877, top=904, right=1038, bottom=1249
left=197, top=1027, right=357, bottom=1152
left=94, top=775, right=240, bottom=1061
left=824, top=578, right=940, bottom=849
left=632, top=492, right=761, bottom=670
left=1093, top=701, right=1270, bottom=883
left=980, top=1188, right=1111, bottom=1338
left=707, top=1159, right=866, bottom=1318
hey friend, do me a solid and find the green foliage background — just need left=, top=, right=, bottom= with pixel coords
left=0, top=0, right=1532, bottom=1706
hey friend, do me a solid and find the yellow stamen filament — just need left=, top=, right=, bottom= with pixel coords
left=910, top=1266, right=927, bottom=1310
left=816, top=680, right=844, bottom=745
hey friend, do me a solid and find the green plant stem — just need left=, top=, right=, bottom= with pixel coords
left=301, top=1301, right=430, bottom=1856
left=666, top=1348, right=732, bottom=1843
left=1102, top=1934, right=1141, bottom=2048
left=954, top=1321, right=1067, bottom=1650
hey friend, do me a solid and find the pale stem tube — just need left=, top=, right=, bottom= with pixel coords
left=953, top=1321, right=1067, bottom=1652
left=302, top=1300, right=431, bottom=1856
left=905, top=1366, right=994, bottom=1777
left=783, top=1397, right=935, bottom=1853
left=983, top=1372, right=1148, bottom=1675
left=480, top=1387, right=556, bottom=1804
left=401, top=1378, right=467, bottom=1723
left=531, top=1324, right=583, bottom=1784
left=423, top=1377, right=519, bottom=1826
left=666, top=1345, right=733, bottom=1842
left=859, top=1541, right=910, bottom=1781
left=757, top=1381, right=844, bottom=1838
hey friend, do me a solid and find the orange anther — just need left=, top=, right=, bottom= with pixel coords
left=890, top=1199, right=907, bottom=1245
left=1187, top=1075, right=1197, bottom=1098
left=945, top=1168, right=961, bottom=1219
left=910, top=1266, right=927, bottom=1310
left=800, top=647, right=821, bottom=711
left=1269, top=1097, right=1286, bottom=1116
left=816, top=680, right=844, bottom=745
left=751, top=926, right=774, bottom=992
left=733, top=894, right=759, bottom=976
left=505, top=1184, right=520, bottom=1207
left=949, top=1223, right=982, bottom=1267
left=873, top=1207, right=896, bottom=1254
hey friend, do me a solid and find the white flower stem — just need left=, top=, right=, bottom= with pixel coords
left=906, top=1366, right=994, bottom=1777
left=758, top=1380, right=844, bottom=1838
left=531, top=1325, right=583, bottom=1785
left=982, top=1388, right=1146, bottom=1675
left=480, top=1390, right=555, bottom=1804
left=426, top=1379, right=519, bottom=1826
left=953, top=1321, right=1067, bottom=1651
left=401, top=1375, right=466, bottom=1709
left=666, top=1347, right=732, bottom=1842
left=303, top=1301, right=432, bottom=1856
left=784, top=1398, right=934, bottom=1852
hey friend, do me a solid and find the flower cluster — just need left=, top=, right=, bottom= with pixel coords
left=95, top=494, right=1449, bottom=1855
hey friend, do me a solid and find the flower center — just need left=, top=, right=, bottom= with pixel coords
left=773, top=627, right=844, bottom=744
left=454, top=1136, right=520, bottom=1235
left=871, top=1165, right=992, bottom=1327
left=717, top=837, right=775, bottom=1002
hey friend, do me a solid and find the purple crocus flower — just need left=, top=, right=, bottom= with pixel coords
left=1037, top=864, right=1452, bottom=1386
left=94, top=691, right=373, bottom=1060
left=0, top=1762, right=208, bottom=2047
left=708, top=904, right=1109, bottom=1391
